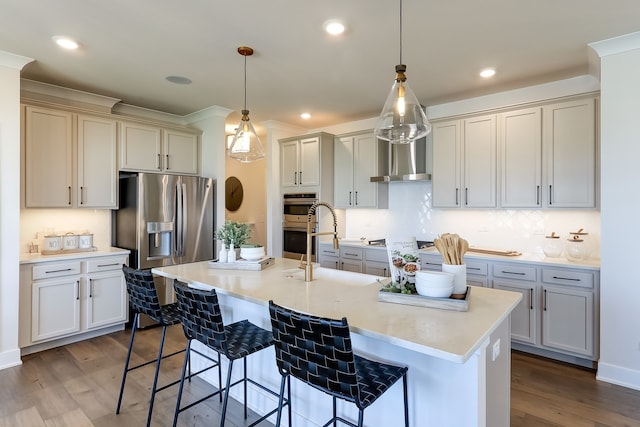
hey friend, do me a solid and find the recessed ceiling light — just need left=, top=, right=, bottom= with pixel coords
left=480, top=68, right=496, bottom=78
left=323, top=19, right=346, bottom=35
left=52, top=36, right=79, bottom=50
left=166, top=75, right=192, bottom=85
left=300, top=113, right=311, bottom=119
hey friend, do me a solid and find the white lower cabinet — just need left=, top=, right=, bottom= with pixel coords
left=32, top=276, right=81, bottom=342
left=318, top=243, right=390, bottom=276
left=20, top=253, right=128, bottom=352
left=419, top=251, right=599, bottom=364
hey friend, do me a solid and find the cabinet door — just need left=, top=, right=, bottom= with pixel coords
left=353, top=133, right=378, bottom=207
left=299, top=137, right=321, bottom=187
left=24, top=106, right=73, bottom=207
left=463, top=115, right=496, bottom=207
left=432, top=120, right=461, bottom=207
left=319, top=257, right=340, bottom=270
left=542, top=285, right=593, bottom=357
left=334, top=136, right=355, bottom=207
left=493, top=280, right=536, bottom=344
left=499, top=108, right=542, bottom=208
left=164, top=129, right=199, bottom=174
left=364, top=261, right=390, bottom=277
left=85, top=271, right=127, bottom=330
left=280, top=140, right=300, bottom=187
left=340, top=259, right=363, bottom=273
left=544, top=98, right=596, bottom=208
left=119, top=122, right=162, bottom=172
left=77, top=115, right=117, bottom=208
left=32, top=278, right=80, bottom=342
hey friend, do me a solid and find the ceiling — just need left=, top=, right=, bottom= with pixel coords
left=1, top=0, right=639, bottom=129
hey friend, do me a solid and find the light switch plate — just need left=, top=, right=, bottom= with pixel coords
left=492, top=339, right=501, bottom=361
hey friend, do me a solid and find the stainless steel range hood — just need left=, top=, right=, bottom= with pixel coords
left=370, top=137, right=430, bottom=182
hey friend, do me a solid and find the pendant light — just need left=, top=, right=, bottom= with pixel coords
left=373, top=0, right=431, bottom=144
left=228, top=46, right=265, bottom=162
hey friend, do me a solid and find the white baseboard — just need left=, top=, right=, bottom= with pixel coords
left=597, top=362, right=640, bottom=391
left=0, top=348, right=22, bottom=370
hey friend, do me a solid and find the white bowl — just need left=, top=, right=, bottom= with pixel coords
left=240, top=246, right=265, bottom=261
left=415, top=271, right=455, bottom=288
left=415, top=282, right=453, bottom=298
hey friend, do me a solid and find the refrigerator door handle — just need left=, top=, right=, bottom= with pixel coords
left=180, top=182, right=188, bottom=257
left=175, top=182, right=183, bottom=257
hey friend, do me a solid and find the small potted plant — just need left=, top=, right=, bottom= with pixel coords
left=215, top=220, right=251, bottom=251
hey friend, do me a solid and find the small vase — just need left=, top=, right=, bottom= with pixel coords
left=218, top=246, right=228, bottom=263
left=442, top=264, right=467, bottom=296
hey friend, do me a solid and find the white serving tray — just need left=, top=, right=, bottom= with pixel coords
left=208, top=256, right=275, bottom=271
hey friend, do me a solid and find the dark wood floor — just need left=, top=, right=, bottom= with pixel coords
left=1, top=325, right=639, bottom=426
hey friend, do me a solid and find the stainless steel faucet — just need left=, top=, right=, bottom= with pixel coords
left=301, top=201, right=339, bottom=282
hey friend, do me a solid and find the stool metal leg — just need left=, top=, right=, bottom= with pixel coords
left=146, top=324, right=169, bottom=427
left=172, top=339, right=192, bottom=427
left=275, top=374, right=288, bottom=427
left=219, top=359, right=235, bottom=427
left=116, top=313, right=139, bottom=414
left=403, top=373, right=409, bottom=427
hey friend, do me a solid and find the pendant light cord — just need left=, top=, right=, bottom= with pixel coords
left=399, top=0, right=403, bottom=65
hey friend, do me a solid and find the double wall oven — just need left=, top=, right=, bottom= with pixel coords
left=282, top=193, right=317, bottom=261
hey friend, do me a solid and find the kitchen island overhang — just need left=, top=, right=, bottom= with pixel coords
left=153, top=258, right=521, bottom=426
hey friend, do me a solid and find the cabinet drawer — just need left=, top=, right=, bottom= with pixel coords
left=318, top=245, right=339, bottom=257
left=542, top=268, right=594, bottom=289
left=466, top=261, right=488, bottom=276
left=365, top=248, right=387, bottom=263
left=32, top=261, right=81, bottom=280
left=86, top=257, right=127, bottom=273
left=340, top=247, right=363, bottom=260
left=493, top=263, right=537, bottom=281
left=420, top=253, right=443, bottom=270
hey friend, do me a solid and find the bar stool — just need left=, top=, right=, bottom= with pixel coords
left=172, top=281, right=288, bottom=427
left=117, top=267, right=217, bottom=427
left=268, top=300, right=409, bottom=427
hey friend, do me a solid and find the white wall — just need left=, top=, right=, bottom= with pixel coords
left=0, top=52, right=32, bottom=369
left=591, top=32, right=640, bottom=390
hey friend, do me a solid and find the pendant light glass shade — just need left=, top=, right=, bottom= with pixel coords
left=228, top=46, right=265, bottom=162
left=374, top=0, right=431, bottom=144
left=228, top=109, right=264, bottom=162
left=374, top=64, right=430, bottom=144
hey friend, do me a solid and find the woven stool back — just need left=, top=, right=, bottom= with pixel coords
left=122, top=266, right=163, bottom=323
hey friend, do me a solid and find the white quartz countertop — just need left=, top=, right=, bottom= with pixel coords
left=328, top=240, right=601, bottom=270
left=152, top=258, right=521, bottom=364
left=20, top=247, right=130, bottom=264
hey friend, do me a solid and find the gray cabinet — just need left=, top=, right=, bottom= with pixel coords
left=318, top=243, right=390, bottom=277
left=419, top=250, right=599, bottom=364
left=280, top=132, right=334, bottom=193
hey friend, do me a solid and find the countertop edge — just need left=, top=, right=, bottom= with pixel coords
left=20, top=247, right=130, bottom=264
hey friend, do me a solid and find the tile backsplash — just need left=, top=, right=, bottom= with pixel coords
left=344, top=181, right=601, bottom=259
left=20, top=209, right=112, bottom=254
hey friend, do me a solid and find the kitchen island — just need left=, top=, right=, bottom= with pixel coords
left=153, top=258, right=521, bottom=426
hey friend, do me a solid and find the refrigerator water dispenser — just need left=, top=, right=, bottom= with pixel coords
left=147, top=221, right=174, bottom=258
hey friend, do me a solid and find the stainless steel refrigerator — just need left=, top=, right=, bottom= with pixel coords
left=114, top=172, right=215, bottom=326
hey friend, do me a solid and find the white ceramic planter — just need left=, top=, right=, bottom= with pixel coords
left=442, top=263, right=467, bottom=295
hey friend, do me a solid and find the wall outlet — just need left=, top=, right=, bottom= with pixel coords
left=492, top=339, right=501, bottom=361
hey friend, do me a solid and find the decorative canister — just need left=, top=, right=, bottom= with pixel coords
left=62, top=233, right=79, bottom=250
left=565, top=229, right=590, bottom=262
left=78, top=233, right=93, bottom=249
left=43, top=234, right=62, bottom=251
left=543, top=232, right=562, bottom=258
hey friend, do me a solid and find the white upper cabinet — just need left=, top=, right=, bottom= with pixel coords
left=499, top=107, right=542, bottom=208
left=432, top=120, right=462, bottom=207
left=77, top=115, right=118, bottom=208
left=432, top=95, right=597, bottom=210
left=25, top=106, right=73, bottom=207
left=543, top=97, right=597, bottom=208
left=119, top=122, right=199, bottom=175
left=279, top=132, right=334, bottom=195
left=463, top=115, right=497, bottom=208
left=24, top=106, right=117, bottom=209
left=334, top=131, right=387, bottom=209
left=432, top=115, right=496, bottom=208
